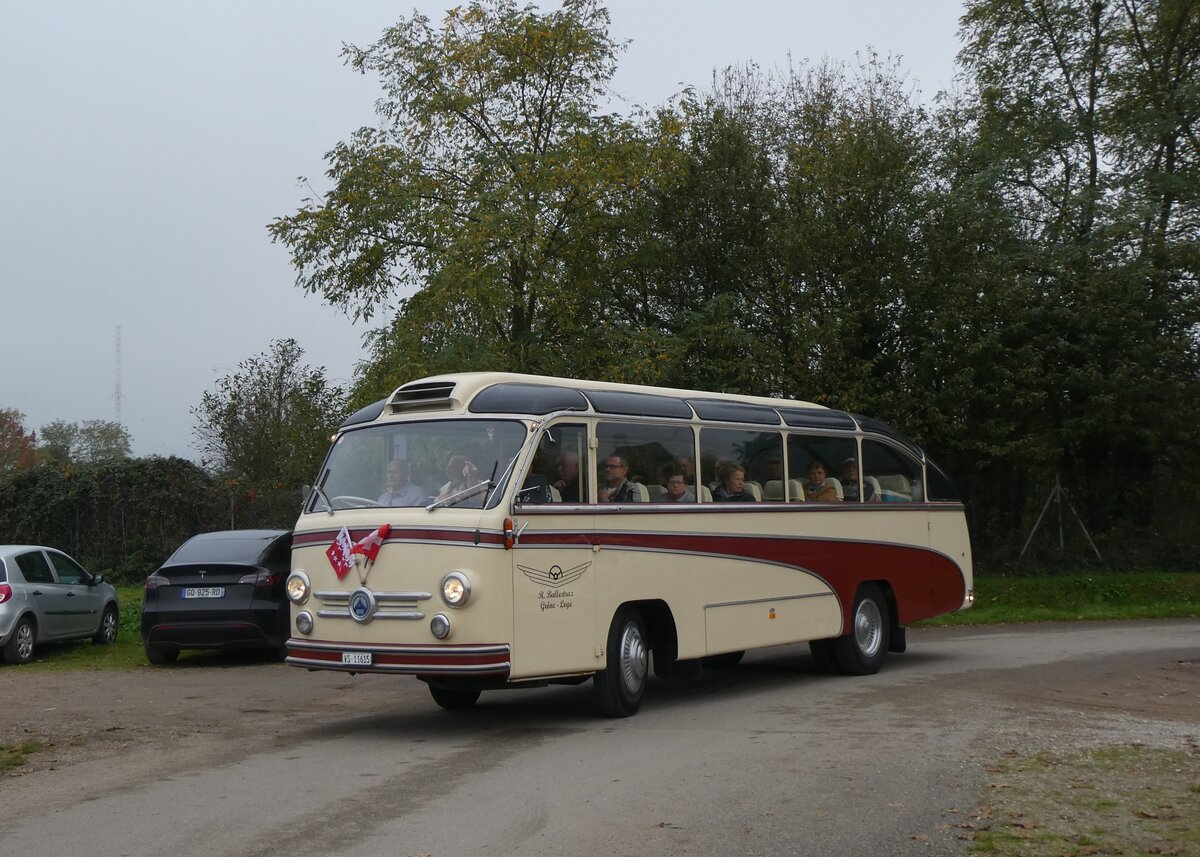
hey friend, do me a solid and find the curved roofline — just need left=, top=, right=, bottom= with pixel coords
left=394, top=371, right=827, bottom=412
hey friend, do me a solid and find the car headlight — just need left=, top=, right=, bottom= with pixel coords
left=286, top=570, right=311, bottom=605
left=441, top=571, right=471, bottom=608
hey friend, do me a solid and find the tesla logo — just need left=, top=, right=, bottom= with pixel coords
left=198, top=570, right=206, bottom=578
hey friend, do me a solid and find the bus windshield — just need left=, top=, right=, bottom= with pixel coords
left=310, top=419, right=529, bottom=513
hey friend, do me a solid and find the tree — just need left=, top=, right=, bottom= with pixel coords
left=0, top=408, right=36, bottom=471
left=192, top=339, right=347, bottom=487
left=37, top=419, right=131, bottom=464
left=270, top=0, right=651, bottom=394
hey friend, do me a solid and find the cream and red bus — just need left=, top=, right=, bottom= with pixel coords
left=285, top=372, right=973, bottom=716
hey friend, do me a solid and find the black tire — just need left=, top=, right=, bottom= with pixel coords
left=429, top=685, right=481, bottom=710
left=702, top=650, right=745, bottom=669
left=808, top=638, right=840, bottom=674
left=92, top=605, right=119, bottom=645
left=144, top=642, right=179, bottom=665
left=830, top=583, right=890, bottom=676
left=3, top=616, right=36, bottom=665
left=593, top=607, right=649, bottom=717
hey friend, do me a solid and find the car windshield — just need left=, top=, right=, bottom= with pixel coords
left=310, top=419, right=528, bottom=513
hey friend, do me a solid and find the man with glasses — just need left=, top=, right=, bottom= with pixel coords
left=598, top=454, right=640, bottom=502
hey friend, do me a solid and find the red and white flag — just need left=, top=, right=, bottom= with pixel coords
left=326, top=526, right=355, bottom=580
left=351, top=523, right=391, bottom=564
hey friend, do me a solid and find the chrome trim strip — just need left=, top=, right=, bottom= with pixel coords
left=288, top=639, right=509, bottom=655
left=285, top=656, right=509, bottom=674
left=314, top=590, right=431, bottom=601
left=316, top=608, right=426, bottom=620
left=706, top=591, right=835, bottom=610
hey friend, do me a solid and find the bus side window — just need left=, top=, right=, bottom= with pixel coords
left=596, top=421, right=694, bottom=504
left=862, top=439, right=923, bottom=503
left=519, top=423, right=588, bottom=504
left=786, top=434, right=857, bottom=502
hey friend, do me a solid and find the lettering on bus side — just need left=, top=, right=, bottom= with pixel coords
left=518, top=561, right=589, bottom=614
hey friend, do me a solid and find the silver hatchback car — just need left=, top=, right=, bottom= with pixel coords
left=0, top=545, right=119, bottom=665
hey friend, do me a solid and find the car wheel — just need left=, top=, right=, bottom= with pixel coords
left=145, top=642, right=179, bottom=665
left=830, top=583, right=890, bottom=676
left=92, top=605, right=119, bottom=644
left=429, top=685, right=481, bottom=710
left=3, top=616, right=36, bottom=665
left=593, top=607, right=649, bottom=717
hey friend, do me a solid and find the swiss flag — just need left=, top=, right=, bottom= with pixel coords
left=326, top=526, right=355, bottom=580
left=351, top=524, right=391, bottom=563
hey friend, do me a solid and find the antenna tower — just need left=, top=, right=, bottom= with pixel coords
left=114, top=325, right=123, bottom=425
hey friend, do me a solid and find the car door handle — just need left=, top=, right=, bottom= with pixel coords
left=66, top=592, right=76, bottom=597
left=32, top=589, right=43, bottom=596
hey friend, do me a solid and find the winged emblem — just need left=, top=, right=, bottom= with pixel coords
left=517, top=561, right=591, bottom=588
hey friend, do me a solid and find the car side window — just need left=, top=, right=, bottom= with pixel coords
left=48, top=551, right=87, bottom=585
left=16, top=551, right=54, bottom=584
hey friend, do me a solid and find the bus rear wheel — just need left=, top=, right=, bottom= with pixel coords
left=429, top=685, right=481, bottom=710
left=594, top=607, right=648, bottom=717
left=831, top=584, right=890, bottom=676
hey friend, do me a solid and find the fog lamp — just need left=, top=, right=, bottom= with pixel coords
left=295, top=611, right=314, bottom=635
left=286, top=570, right=310, bottom=605
left=430, top=613, right=451, bottom=639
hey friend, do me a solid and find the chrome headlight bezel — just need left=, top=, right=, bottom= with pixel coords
left=286, top=570, right=311, bottom=605
left=430, top=613, right=451, bottom=639
left=295, top=611, right=314, bottom=635
left=440, top=571, right=471, bottom=608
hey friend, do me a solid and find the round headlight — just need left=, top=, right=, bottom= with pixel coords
left=430, top=613, right=451, bottom=639
left=441, top=571, right=471, bottom=608
left=286, top=571, right=310, bottom=605
left=295, top=611, right=314, bottom=634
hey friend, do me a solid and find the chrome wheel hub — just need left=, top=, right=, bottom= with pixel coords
left=618, top=621, right=648, bottom=695
left=854, top=599, right=884, bottom=658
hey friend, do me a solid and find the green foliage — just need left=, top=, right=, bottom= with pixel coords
left=37, top=418, right=132, bottom=465
left=192, top=338, right=347, bottom=488
left=0, top=458, right=301, bottom=582
left=0, top=408, right=36, bottom=471
left=271, top=1, right=1200, bottom=567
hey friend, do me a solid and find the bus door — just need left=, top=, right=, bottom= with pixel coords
left=509, top=422, right=600, bottom=679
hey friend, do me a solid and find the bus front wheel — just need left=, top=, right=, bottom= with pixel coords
left=594, top=607, right=648, bottom=717
left=831, top=584, right=890, bottom=676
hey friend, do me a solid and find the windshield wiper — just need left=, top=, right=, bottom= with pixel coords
left=426, top=477, right=494, bottom=511
left=305, top=480, right=336, bottom=515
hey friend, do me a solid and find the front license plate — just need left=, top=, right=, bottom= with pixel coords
left=341, top=652, right=372, bottom=666
left=182, top=587, right=225, bottom=599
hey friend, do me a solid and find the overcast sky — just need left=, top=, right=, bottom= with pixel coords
left=0, top=1, right=966, bottom=458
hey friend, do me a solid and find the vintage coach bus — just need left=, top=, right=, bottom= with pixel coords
left=285, top=372, right=973, bottom=716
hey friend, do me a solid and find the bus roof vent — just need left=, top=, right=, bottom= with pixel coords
left=388, top=381, right=457, bottom=413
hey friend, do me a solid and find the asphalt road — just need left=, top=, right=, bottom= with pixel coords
left=1, top=620, right=1196, bottom=857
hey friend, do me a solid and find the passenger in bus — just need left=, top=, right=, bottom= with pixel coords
left=714, top=463, right=756, bottom=502
left=664, top=472, right=695, bottom=503
left=674, top=456, right=696, bottom=483
left=840, top=457, right=876, bottom=502
left=378, top=459, right=426, bottom=506
left=803, top=460, right=841, bottom=502
left=552, top=450, right=581, bottom=502
left=598, top=454, right=641, bottom=502
left=438, top=455, right=481, bottom=500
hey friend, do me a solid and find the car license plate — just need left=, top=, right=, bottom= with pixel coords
left=341, top=652, right=372, bottom=666
left=182, top=587, right=225, bottom=599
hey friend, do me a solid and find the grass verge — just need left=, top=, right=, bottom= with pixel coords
left=966, top=744, right=1200, bottom=856
left=917, top=572, right=1200, bottom=626
left=0, top=740, right=44, bottom=773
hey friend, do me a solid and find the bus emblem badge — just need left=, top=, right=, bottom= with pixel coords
left=518, top=561, right=591, bottom=588
left=348, top=587, right=378, bottom=624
